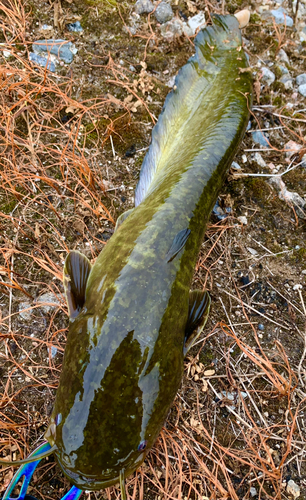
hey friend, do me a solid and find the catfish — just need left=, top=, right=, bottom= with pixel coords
left=1, top=13, right=252, bottom=500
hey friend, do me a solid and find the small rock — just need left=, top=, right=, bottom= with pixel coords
left=134, top=0, right=154, bottom=15
left=19, top=301, right=33, bottom=320
left=3, top=50, right=11, bottom=58
left=296, top=73, right=306, bottom=86
left=276, top=48, right=289, bottom=64
left=237, top=215, right=248, bottom=225
left=280, top=74, right=293, bottom=89
left=269, top=176, right=305, bottom=218
left=67, top=21, right=83, bottom=32
left=29, top=52, right=56, bottom=72
left=271, top=8, right=293, bottom=27
left=258, top=323, right=264, bottom=331
left=154, top=2, right=173, bottom=24
left=247, top=247, right=258, bottom=256
left=285, top=140, right=302, bottom=159
left=51, top=346, right=58, bottom=358
left=40, top=24, right=53, bottom=30
left=32, top=39, right=77, bottom=64
left=231, top=161, right=241, bottom=170
left=254, top=152, right=267, bottom=167
left=299, top=26, right=306, bottom=42
left=298, top=84, right=306, bottom=97
left=160, top=17, right=185, bottom=40
left=251, top=130, right=270, bottom=148
left=276, top=64, right=289, bottom=74
left=261, top=67, right=275, bottom=86
left=213, top=200, right=228, bottom=220
left=166, top=75, right=176, bottom=88
left=250, top=487, right=257, bottom=497
left=242, top=154, right=248, bottom=163
left=293, top=284, right=302, bottom=291
left=286, top=479, right=300, bottom=499
left=36, top=292, right=60, bottom=314
left=187, top=12, right=206, bottom=34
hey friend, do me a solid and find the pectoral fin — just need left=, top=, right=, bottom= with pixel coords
left=63, top=250, right=92, bottom=318
left=166, top=228, right=191, bottom=263
left=184, top=290, right=211, bottom=354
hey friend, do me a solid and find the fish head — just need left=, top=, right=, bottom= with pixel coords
left=44, top=315, right=159, bottom=490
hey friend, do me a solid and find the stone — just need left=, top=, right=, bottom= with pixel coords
left=154, top=2, right=173, bottom=24
left=276, top=48, right=289, bottom=64
left=298, top=84, right=306, bottom=97
left=254, top=152, right=267, bottom=167
left=299, top=26, right=306, bottom=42
left=269, top=176, right=305, bottom=218
left=296, top=73, right=306, bottom=85
left=276, top=64, right=288, bottom=74
left=285, top=140, right=302, bottom=159
left=251, top=130, right=270, bottom=147
left=261, top=67, right=275, bottom=86
left=286, top=480, right=300, bottom=499
left=40, top=24, right=53, bottom=31
left=51, top=346, right=58, bottom=358
left=280, top=74, right=293, bottom=89
left=270, top=8, right=294, bottom=26
left=187, top=12, right=206, bottom=34
left=231, top=161, right=241, bottom=170
left=250, top=487, right=257, bottom=497
left=134, top=0, right=154, bottom=15
left=258, top=323, right=264, bottom=331
left=160, top=18, right=184, bottom=40
left=237, top=215, right=248, bottom=225
left=67, top=21, right=83, bottom=32
left=32, top=39, right=77, bottom=64
left=19, top=301, right=33, bottom=320
left=29, top=52, right=56, bottom=72
left=36, top=292, right=60, bottom=314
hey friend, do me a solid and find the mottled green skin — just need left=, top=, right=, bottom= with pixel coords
left=45, top=15, right=252, bottom=491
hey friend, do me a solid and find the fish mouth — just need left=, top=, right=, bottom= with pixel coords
left=55, top=452, right=146, bottom=491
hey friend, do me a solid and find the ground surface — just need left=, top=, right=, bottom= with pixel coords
left=0, top=0, right=306, bottom=499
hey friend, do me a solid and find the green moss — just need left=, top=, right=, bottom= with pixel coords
left=274, top=66, right=283, bottom=79
left=1, top=199, right=18, bottom=214
left=272, top=95, right=284, bottom=107
left=250, top=13, right=261, bottom=24
left=245, top=178, right=271, bottom=206
left=272, top=81, right=285, bottom=92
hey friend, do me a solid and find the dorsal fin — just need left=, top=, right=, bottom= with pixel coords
left=63, top=250, right=92, bottom=318
left=134, top=14, right=243, bottom=206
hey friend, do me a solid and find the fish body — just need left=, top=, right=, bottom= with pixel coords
left=45, top=14, right=252, bottom=491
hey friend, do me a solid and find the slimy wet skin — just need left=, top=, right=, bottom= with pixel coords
left=43, top=14, right=252, bottom=491
left=0, top=14, right=252, bottom=499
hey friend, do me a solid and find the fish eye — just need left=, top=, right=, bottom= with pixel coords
left=137, top=440, right=147, bottom=452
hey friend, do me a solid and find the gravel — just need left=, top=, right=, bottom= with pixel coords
left=134, top=0, right=154, bottom=15
left=261, top=67, right=275, bottom=86
left=296, top=73, right=306, bottom=86
left=270, top=7, right=293, bottom=26
left=298, top=84, right=306, bottom=97
left=154, top=2, right=173, bottom=24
